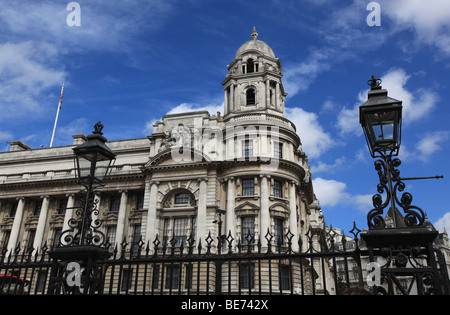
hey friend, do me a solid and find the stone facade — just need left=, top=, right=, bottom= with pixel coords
left=0, top=29, right=325, bottom=260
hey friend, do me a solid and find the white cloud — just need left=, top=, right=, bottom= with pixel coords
left=416, top=131, right=450, bottom=162
left=434, top=212, right=450, bottom=233
left=166, top=103, right=223, bottom=116
left=311, top=157, right=346, bottom=174
left=382, top=68, right=438, bottom=123
left=286, top=107, right=334, bottom=158
left=0, top=41, right=66, bottom=120
left=312, top=177, right=372, bottom=213
left=336, top=68, right=438, bottom=136
left=312, top=178, right=348, bottom=208
left=381, top=0, right=450, bottom=55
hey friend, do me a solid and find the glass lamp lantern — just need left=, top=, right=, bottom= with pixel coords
left=360, top=76, right=402, bottom=158
left=73, top=122, right=116, bottom=187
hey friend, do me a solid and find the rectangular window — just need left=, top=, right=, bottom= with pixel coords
left=58, top=198, right=68, bottom=215
left=274, top=218, right=284, bottom=245
left=185, top=264, right=193, bottom=289
left=121, top=269, right=133, bottom=292
left=136, top=192, right=144, bottom=210
left=274, top=142, right=283, bottom=159
left=273, top=180, right=282, bottom=198
left=165, top=265, right=180, bottom=290
left=242, top=139, right=253, bottom=158
left=241, top=216, right=255, bottom=245
left=36, top=271, right=47, bottom=293
left=107, top=226, right=117, bottom=250
left=173, top=218, right=188, bottom=245
left=53, top=228, right=62, bottom=249
left=174, top=193, right=189, bottom=204
left=33, top=200, right=42, bottom=216
left=242, top=179, right=254, bottom=196
left=27, top=229, right=36, bottom=249
left=152, top=265, right=160, bottom=290
left=132, top=225, right=141, bottom=251
left=164, top=218, right=190, bottom=246
left=9, top=201, right=18, bottom=217
left=110, top=195, right=121, bottom=212
left=239, top=264, right=254, bottom=289
left=279, top=265, right=291, bottom=290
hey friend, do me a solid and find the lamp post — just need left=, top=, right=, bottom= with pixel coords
left=49, top=122, right=116, bottom=295
left=360, top=76, right=426, bottom=229
left=359, top=77, right=443, bottom=295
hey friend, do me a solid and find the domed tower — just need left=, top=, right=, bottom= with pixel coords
left=222, top=28, right=287, bottom=117
left=219, top=29, right=314, bottom=252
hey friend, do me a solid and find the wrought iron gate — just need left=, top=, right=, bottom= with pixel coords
left=1, top=223, right=448, bottom=295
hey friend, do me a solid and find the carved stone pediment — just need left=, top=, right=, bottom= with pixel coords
left=235, top=201, right=260, bottom=216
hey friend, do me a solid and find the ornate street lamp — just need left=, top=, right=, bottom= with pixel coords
left=360, top=75, right=402, bottom=158
left=359, top=77, right=445, bottom=295
left=49, top=122, right=115, bottom=295
left=359, top=77, right=425, bottom=229
left=73, top=121, right=116, bottom=189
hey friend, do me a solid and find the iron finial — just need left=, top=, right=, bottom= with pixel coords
left=368, top=75, right=382, bottom=89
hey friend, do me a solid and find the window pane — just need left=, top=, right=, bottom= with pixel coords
left=240, top=264, right=254, bottom=289
left=165, top=265, right=180, bottom=289
left=241, top=217, right=255, bottom=244
left=243, top=140, right=253, bottom=158
left=110, top=195, right=121, bottom=212
left=274, top=218, right=284, bottom=245
left=274, top=142, right=283, bottom=159
left=273, top=180, right=282, bottom=198
left=174, top=193, right=189, bottom=204
left=107, top=226, right=117, bottom=250
left=242, top=179, right=254, bottom=196
left=173, top=218, right=188, bottom=245
left=279, top=265, right=291, bottom=290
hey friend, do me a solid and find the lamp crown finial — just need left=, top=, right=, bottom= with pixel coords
left=368, top=75, right=382, bottom=90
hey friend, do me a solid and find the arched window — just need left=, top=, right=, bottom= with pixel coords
left=160, top=189, right=197, bottom=246
left=246, top=88, right=256, bottom=105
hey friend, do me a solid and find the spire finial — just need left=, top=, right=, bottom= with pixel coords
left=251, top=27, right=258, bottom=40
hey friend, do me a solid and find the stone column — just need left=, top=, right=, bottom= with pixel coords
left=145, top=181, right=159, bottom=243
left=260, top=175, right=270, bottom=242
left=115, top=190, right=128, bottom=251
left=62, top=194, right=75, bottom=233
left=265, top=79, right=270, bottom=108
left=7, top=198, right=25, bottom=252
left=225, top=178, right=235, bottom=238
left=33, top=196, right=50, bottom=253
left=275, top=82, right=281, bottom=109
left=196, top=177, right=208, bottom=243
left=289, top=181, right=299, bottom=252
left=61, top=194, right=75, bottom=245
left=229, top=84, right=235, bottom=112
left=224, top=87, right=229, bottom=115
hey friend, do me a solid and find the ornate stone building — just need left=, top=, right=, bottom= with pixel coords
left=0, top=29, right=330, bottom=294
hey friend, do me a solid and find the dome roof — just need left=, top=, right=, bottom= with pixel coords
left=235, top=28, right=275, bottom=59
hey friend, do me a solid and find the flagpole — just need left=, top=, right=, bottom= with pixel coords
left=50, top=83, right=64, bottom=148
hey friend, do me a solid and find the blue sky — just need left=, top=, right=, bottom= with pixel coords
left=1, top=0, right=449, bottom=234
